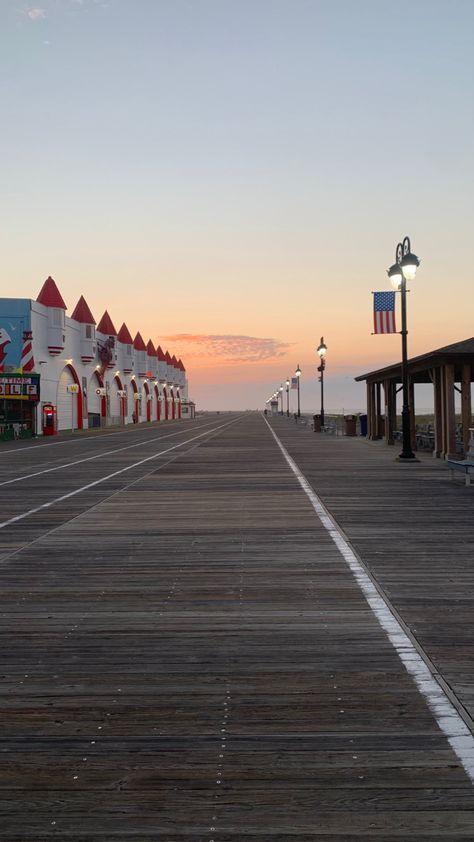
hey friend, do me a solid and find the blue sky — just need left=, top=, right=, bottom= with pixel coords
left=1, top=0, right=473, bottom=410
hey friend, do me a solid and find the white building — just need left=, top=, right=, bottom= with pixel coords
left=0, top=276, right=190, bottom=435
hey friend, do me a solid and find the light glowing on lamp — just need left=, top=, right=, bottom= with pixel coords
left=387, top=263, right=403, bottom=290
left=400, top=250, right=420, bottom=281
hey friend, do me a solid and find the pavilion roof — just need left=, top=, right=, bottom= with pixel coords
left=355, top=337, right=474, bottom=384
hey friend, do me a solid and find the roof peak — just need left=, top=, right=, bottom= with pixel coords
left=133, top=331, right=147, bottom=351
left=117, top=322, right=134, bottom=344
left=36, top=276, right=67, bottom=309
left=97, top=310, right=117, bottom=335
left=71, top=295, right=96, bottom=325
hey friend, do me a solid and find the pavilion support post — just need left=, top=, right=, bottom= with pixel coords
left=409, top=379, right=417, bottom=451
left=383, top=379, right=395, bottom=445
left=461, top=363, right=472, bottom=456
left=374, top=382, right=382, bottom=439
left=433, top=367, right=443, bottom=458
left=368, top=382, right=377, bottom=440
left=366, top=383, right=372, bottom=438
left=444, top=363, right=457, bottom=459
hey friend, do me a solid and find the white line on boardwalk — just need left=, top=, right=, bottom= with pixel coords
left=264, top=416, right=474, bottom=785
left=0, top=416, right=241, bottom=531
left=0, top=418, right=225, bottom=487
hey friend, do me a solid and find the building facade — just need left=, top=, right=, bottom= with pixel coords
left=0, top=277, right=190, bottom=436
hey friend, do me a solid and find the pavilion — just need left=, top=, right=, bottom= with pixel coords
left=355, top=337, right=474, bottom=459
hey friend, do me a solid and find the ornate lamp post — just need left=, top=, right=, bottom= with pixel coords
left=387, top=236, right=420, bottom=462
left=316, top=337, right=327, bottom=428
left=286, top=378, right=290, bottom=417
left=279, top=384, right=284, bottom=414
left=295, top=365, right=301, bottom=417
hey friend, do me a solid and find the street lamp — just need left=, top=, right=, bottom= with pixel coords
left=279, top=384, right=284, bottom=415
left=285, top=378, right=290, bottom=417
left=316, top=337, right=327, bottom=428
left=387, top=235, right=420, bottom=461
left=295, top=364, right=301, bottom=417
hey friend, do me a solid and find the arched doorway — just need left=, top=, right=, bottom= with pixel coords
left=154, top=384, right=160, bottom=421
left=176, top=389, right=181, bottom=419
left=57, top=364, right=83, bottom=431
left=88, top=371, right=106, bottom=428
left=163, top=386, right=169, bottom=420
left=130, top=378, right=140, bottom=423
left=143, top=381, right=151, bottom=422
left=170, top=388, right=176, bottom=419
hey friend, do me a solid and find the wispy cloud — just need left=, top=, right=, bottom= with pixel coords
left=26, top=7, right=46, bottom=20
left=161, top=334, right=291, bottom=364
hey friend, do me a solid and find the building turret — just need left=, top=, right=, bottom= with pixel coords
left=96, top=310, right=117, bottom=373
left=117, top=323, right=134, bottom=374
left=156, top=345, right=167, bottom=382
left=71, top=295, right=96, bottom=364
left=36, top=276, right=67, bottom=356
left=146, top=340, right=157, bottom=379
left=133, top=332, right=147, bottom=377
left=164, top=350, right=173, bottom=384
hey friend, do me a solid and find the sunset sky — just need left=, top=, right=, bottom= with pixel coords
left=2, top=0, right=473, bottom=411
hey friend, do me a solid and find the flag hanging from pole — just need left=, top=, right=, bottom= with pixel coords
left=373, top=291, right=396, bottom=334
left=291, top=377, right=298, bottom=389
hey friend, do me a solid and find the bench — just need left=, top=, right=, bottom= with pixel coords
left=448, top=459, right=474, bottom=486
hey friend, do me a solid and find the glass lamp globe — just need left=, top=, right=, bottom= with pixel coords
left=400, top=251, right=420, bottom=282
left=387, top=263, right=403, bottom=290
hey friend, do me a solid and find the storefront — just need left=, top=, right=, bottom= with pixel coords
left=0, top=373, right=40, bottom=440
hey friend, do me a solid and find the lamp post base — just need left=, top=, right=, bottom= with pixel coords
left=396, top=454, right=420, bottom=463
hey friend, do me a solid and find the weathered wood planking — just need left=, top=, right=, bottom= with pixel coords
left=271, top=416, right=474, bottom=728
left=0, top=414, right=473, bottom=839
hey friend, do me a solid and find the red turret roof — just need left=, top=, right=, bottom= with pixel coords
left=97, top=310, right=117, bottom=335
left=36, top=276, right=67, bottom=309
left=146, top=340, right=156, bottom=356
left=171, top=355, right=178, bottom=368
left=156, top=345, right=166, bottom=362
left=165, top=351, right=172, bottom=364
left=117, top=323, right=133, bottom=344
left=71, top=295, right=96, bottom=324
left=133, top=331, right=147, bottom=352
left=178, top=358, right=186, bottom=371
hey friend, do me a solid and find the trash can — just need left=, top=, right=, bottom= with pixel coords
left=313, top=414, right=321, bottom=433
left=359, top=414, right=368, bottom=437
left=344, top=414, right=357, bottom=437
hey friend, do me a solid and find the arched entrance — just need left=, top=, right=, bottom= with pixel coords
left=155, top=384, right=161, bottom=421
left=176, top=389, right=181, bottom=419
left=57, top=364, right=83, bottom=431
left=170, top=388, right=176, bottom=419
left=131, top=378, right=140, bottom=423
left=88, top=371, right=106, bottom=428
left=163, top=386, right=169, bottom=420
left=143, top=381, right=151, bottom=422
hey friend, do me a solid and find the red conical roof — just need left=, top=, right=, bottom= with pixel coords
left=171, top=354, right=178, bottom=368
left=117, top=322, right=134, bottom=344
left=97, top=310, right=117, bottom=335
left=146, top=340, right=156, bottom=356
left=36, top=276, right=67, bottom=309
left=71, top=295, right=96, bottom=324
left=156, top=345, right=166, bottom=362
left=178, top=358, right=186, bottom=371
left=133, top=331, right=147, bottom=351
left=165, top=351, right=172, bottom=364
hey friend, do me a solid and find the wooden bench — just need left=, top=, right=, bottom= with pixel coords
left=447, top=459, right=474, bottom=486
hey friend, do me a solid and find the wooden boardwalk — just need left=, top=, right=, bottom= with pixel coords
left=0, top=413, right=474, bottom=839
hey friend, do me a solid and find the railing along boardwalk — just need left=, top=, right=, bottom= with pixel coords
left=0, top=413, right=473, bottom=839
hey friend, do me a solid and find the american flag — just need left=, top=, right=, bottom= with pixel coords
left=373, top=291, right=397, bottom=334
left=291, top=377, right=298, bottom=389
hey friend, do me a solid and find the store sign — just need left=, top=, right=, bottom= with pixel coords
left=67, top=384, right=79, bottom=394
left=0, top=374, right=40, bottom=401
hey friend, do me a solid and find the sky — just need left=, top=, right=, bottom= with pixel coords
left=1, top=0, right=473, bottom=411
